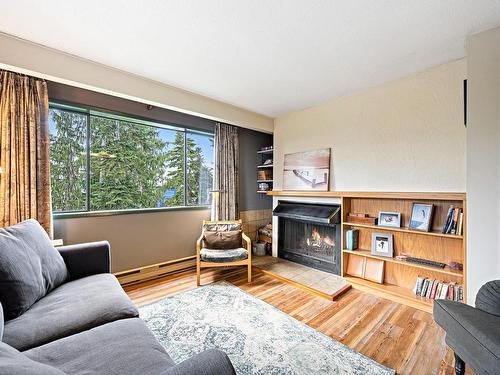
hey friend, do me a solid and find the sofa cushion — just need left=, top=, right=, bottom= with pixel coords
left=3, top=273, right=138, bottom=351
left=200, top=247, right=248, bottom=263
left=0, top=341, right=66, bottom=375
left=0, top=219, right=69, bottom=320
left=25, top=318, right=174, bottom=375
left=203, top=230, right=242, bottom=249
left=434, top=300, right=500, bottom=374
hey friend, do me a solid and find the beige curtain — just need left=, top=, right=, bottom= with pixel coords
left=213, top=122, right=239, bottom=221
left=0, top=70, right=52, bottom=236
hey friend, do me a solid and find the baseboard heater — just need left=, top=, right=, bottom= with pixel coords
left=114, top=256, right=196, bottom=286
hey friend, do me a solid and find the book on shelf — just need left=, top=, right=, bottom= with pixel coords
left=345, top=229, right=359, bottom=250
left=442, top=206, right=463, bottom=235
left=413, top=275, right=463, bottom=302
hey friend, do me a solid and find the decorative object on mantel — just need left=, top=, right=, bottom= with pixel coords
left=371, top=233, right=394, bottom=258
left=283, top=148, right=331, bottom=191
left=347, top=212, right=378, bottom=225
left=408, top=203, right=434, bottom=232
left=378, top=211, right=401, bottom=228
left=140, top=282, right=395, bottom=375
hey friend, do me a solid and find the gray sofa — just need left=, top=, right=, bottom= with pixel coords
left=434, top=280, right=500, bottom=375
left=0, top=219, right=236, bottom=375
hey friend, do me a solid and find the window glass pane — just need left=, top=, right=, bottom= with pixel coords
left=186, top=132, right=214, bottom=206
left=49, top=108, right=88, bottom=212
left=89, top=115, right=185, bottom=210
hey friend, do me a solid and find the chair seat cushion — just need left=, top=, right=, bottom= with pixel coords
left=3, top=274, right=138, bottom=351
left=25, top=318, right=174, bottom=375
left=200, top=248, right=248, bottom=263
left=434, top=300, right=500, bottom=374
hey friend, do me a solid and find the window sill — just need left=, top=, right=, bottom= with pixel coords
left=53, top=205, right=211, bottom=219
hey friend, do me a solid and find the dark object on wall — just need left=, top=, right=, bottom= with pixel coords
left=464, top=79, right=467, bottom=127
left=434, top=280, right=500, bottom=375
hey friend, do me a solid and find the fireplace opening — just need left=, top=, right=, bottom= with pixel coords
left=273, top=201, right=341, bottom=275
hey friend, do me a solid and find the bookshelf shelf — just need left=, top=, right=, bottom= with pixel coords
left=342, top=249, right=463, bottom=277
left=257, top=164, right=273, bottom=169
left=257, top=179, right=274, bottom=183
left=342, top=222, right=463, bottom=239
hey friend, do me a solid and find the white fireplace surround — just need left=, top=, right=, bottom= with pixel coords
left=271, top=196, right=342, bottom=257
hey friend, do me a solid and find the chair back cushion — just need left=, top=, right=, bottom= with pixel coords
left=203, top=230, right=242, bottom=250
left=0, top=220, right=69, bottom=320
left=0, top=341, right=67, bottom=375
left=476, top=280, right=500, bottom=317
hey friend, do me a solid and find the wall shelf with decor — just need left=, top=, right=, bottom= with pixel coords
left=268, top=190, right=466, bottom=312
left=257, top=146, right=273, bottom=193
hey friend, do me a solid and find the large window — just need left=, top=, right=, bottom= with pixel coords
left=49, top=103, right=214, bottom=214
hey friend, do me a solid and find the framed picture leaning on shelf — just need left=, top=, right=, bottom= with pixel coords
left=409, top=203, right=434, bottom=232
left=378, top=211, right=401, bottom=228
left=371, top=233, right=393, bottom=257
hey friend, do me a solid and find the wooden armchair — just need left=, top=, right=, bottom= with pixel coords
left=196, top=220, right=252, bottom=286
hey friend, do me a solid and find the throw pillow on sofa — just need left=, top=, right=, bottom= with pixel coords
left=0, top=219, right=69, bottom=320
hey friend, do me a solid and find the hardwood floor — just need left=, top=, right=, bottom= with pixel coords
left=124, top=267, right=472, bottom=375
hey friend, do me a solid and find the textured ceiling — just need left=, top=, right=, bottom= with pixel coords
left=1, top=1, right=500, bottom=117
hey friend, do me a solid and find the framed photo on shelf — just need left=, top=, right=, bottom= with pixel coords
left=378, top=211, right=401, bottom=228
left=371, top=233, right=393, bottom=258
left=409, top=203, right=434, bottom=232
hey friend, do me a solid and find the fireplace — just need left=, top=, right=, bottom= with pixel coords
left=273, top=201, right=341, bottom=275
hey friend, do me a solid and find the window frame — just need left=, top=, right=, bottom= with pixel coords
left=49, top=101, right=214, bottom=218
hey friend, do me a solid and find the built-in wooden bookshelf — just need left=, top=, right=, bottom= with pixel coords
left=268, top=191, right=466, bottom=313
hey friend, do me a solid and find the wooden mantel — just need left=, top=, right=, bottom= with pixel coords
left=267, top=190, right=466, bottom=201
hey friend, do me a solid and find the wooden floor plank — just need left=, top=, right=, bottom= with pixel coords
left=125, top=267, right=474, bottom=375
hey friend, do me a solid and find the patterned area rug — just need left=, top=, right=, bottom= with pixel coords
left=139, top=283, right=395, bottom=375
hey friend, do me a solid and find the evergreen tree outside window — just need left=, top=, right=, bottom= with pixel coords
left=49, top=103, right=214, bottom=214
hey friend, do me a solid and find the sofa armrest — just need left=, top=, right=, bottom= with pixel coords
left=57, top=241, right=111, bottom=280
left=160, top=349, right=236, bottom=375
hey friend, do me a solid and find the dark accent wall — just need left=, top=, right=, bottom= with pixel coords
left=239, top=128, right=273, bottom=211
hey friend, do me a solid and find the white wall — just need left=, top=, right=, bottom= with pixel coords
left=0, top=32, right=273, bottom=133
left=273, top=60, right=467, bottom=192
left=466, top=26, right=500, bottom=304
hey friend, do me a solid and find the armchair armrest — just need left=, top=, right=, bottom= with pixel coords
left=57, top=241, right=111, bottom=280
left=160, top=349, right=236, bottom=375
left=476, top=280, right=500, bottom=317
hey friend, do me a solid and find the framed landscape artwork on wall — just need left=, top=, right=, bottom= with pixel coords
left=283, top=148, right=331, bottom=191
